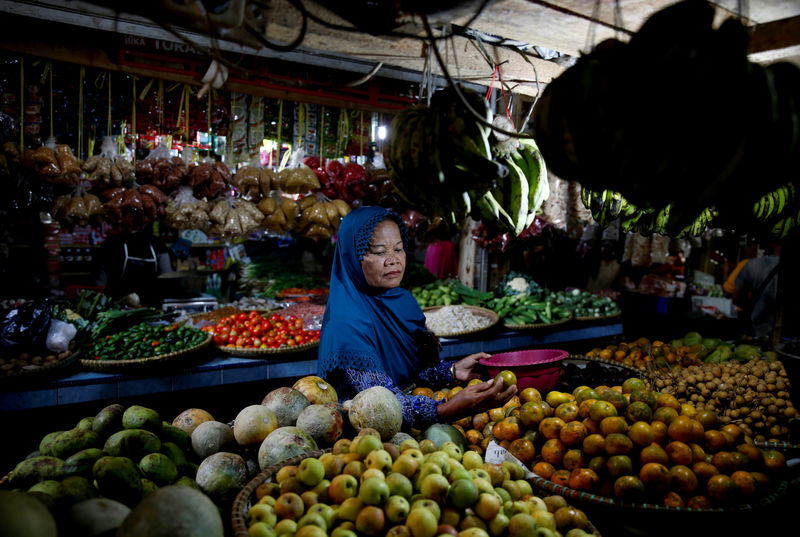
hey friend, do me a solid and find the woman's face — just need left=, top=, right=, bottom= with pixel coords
left=361, top=219, right=406, bottom=290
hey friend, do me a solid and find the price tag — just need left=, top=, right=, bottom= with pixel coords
left=483, top=440, right=536, bottom=479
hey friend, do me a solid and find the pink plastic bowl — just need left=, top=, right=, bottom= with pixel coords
left=480, top=349, right=568, bottom=392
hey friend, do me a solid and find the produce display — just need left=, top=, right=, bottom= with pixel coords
left=86, top=322, right=208, bottom=361
left=423, top=305, right=495, bottom=337
left=240, top=258, right=329, bottom=299
left=0, top=348, right=76, bottom=377
left=548, top=289, right=619, bottom=319
left=203, top=310, right=321, bottom=350
left=488, top=294, right=572, bottom=327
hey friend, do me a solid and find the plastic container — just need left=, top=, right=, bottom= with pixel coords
left=480, top=349, right=567, bottom=392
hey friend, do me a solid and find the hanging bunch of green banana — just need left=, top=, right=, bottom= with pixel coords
left=386, top=86, right=508, bottom=227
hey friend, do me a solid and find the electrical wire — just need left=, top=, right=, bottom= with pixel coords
left=244, top=0, right=308, bottom=52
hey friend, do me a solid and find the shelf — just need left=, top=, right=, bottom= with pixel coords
left=0, top=320, right=622, bottom=411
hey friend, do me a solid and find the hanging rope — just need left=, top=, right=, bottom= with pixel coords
left=276, top=98, right=283, bottom=166
left=78, top=66, right=84, bottom=159
left=131, top=76, right=137, bottom=142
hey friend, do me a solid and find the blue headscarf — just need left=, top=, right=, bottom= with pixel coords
left=318, top=206, right=427, bottom=388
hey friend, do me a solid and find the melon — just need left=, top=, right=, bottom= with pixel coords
left=191, top=421, right=234, bottom=459
left=258, top=426, right=318, bottom=470
left=171, top=408, right=214, bottom=435
left=67, top=498, right=131, bottom=536
left=0, top=490, right=57, bottom=537
left=422, top=423, right=467, bottom=453
left=233, top=405, right=279, bottom=446
left=292, top=376, right=338, bottom=405
left=261, top=387, right=310, bottom=427
left=389, top=431, right=415, bottom=447
left=295, top=404, right=343, bottom=446
left=348, top=386, right=403, bottom=441
left=116, top=485, right=223, bottom=537
left=195, top=452, right=248, bottom=502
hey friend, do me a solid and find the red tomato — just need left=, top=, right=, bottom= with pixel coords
left=269, top=313, right=282, bottom=322
left=265, top=337, right=275, bottom=345
left=286, top=339, right=296, bottom=347
left=235, top=337, right=246, bottom=347
left=229, top=329, right=238, bottom=337
left=294, top=335, right=304, bottom=344
left=227, top=335, right=238, bottom=345
left=261, top=320, right=272, bottom=330
left=251, top=325, right=263, bottom=336
left=236, top=313, right=247, bottom=322
left=252, top=338, right=262, bottom=347
left=286, top=315, right=298, bottom=322
left=242, top=330, right=252, bottom=338
left=276, top=337, right=286, bottom=346
left=213, top=336, right=226, bottom=345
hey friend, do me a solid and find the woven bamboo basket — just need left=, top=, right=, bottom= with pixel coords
left=80, top=334, right=212, bottom=372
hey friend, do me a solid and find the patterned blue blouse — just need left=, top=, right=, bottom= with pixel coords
left=336, top=359, right=455, bottom=430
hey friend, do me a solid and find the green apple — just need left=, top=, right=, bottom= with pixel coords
left=258, top=495, right=277, bottom=506
left=564, top=529, right=593, bottom=537
left=274, top=492, right=304, bottom=520
left=329, top=474, right=358, bottom=504
left=384, top=494, right=410, bottom=523
left=511, top=500, right=530, bottom=515
left=447, top=478, right=478, bottom=509
left=459, top=527, right=489, bottom=537
left=481, top=463, right=507, bottom=487
left=436, top=523, right=459, bottom=536
left=440, top=506, right=460, bottom=527
left=400, top=438, right=420, bottom=452
left=494, top=486, right=511, bottom=504
left=406, top=506, right=438, bottom=537
left=508, top=513, right=537, bottom=537
left=274, top=519, right=296, bottom=536
left=526, top=495, right=547, bottom=512
left=530, top=509, right=557, bottom=531
left=536, top=529, right=560, bottom=537
left=426, top=452, right=452, bottom=475
left=392, top=453, right=419, bottom=478
left=462, top=451, right=483, bottom=470
left=337, top=497, right=364, bottom=522
left=420, top=473, right=450, bottom=503
left=333, top=438, right=352, bottom=454
left=383, top=442, right=401, bottom=461
left=295, top=525, right=327, bottom=537
left=331, top=528, right=358, bottom=537
left=416, top=462, right=443, bottom=488
left=440, top=441, right=463, bottom=462
left=343, top=460, right=366, bottom=480
left=448, top=468, right=472, bottom=484
left=501, top=480, right=521, bottom=501
left=319, top=453, right=345, bottom=479
left=460, top=513, right=487, bottom=531
left=248, top=521, right=277, bottom=537
left=474, top=492, right=501, bottom=521
left=300, top=490, right=318, bottom=509
left=360, top=468, right=386, bottom=484
left=386, top=472, right=413, bottom=499
left=297, top=512, right=327, bottom=531
left=276, top=465, right=298, bottom=483
left=359, top=476, right=390, bottom=505
left=404, top=448, right=424, bottom=462
left=411, top=498, right=441, bottom=521
left=386, top=525, right=413, bottom=537
left=503, top=460, right=525, bottom=481
left=247, top=503, right=278, bottom=527
left=355, top=505, right=385, bottom=536
left=419, top=439, right=438, bottom=454
left=366, top=449, right=393, bottom=474
left=469, top=468, right=491, bottom=482
left=280, top=477, right=305, bottom=495
left=311, top=478, right=330, bottom=502
left=515, top=479, right=532, bottom=498
left=298, top=458, right=326, bottom=487
left=488, top=512, right=509, bottom=537
left=472, top=477, right=495, bottom=495
left=356, top=434, right=383, bottom=459
left=307, top=503, right=336, bottom=527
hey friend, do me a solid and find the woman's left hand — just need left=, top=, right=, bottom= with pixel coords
left=453, top=352, right=490, bottom=382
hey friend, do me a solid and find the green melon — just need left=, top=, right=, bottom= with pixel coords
left=116, top=486, right=223, bottom=537
left=257, top=426, right=318, bottom=470
left=422, top=424, right=467, bottom=453
left=0, top=490, right=57, bottom=537
left=348, top=386, right=403, bottom=441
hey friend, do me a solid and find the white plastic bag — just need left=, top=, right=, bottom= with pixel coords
left=45, top=319, right=77, bottom=353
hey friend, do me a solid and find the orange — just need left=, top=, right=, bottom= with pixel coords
left=669, top=465, right=698, bottom=495
left=452, top=423, right=466, bottom=437
left=695, top=409, right=718, bottom=429
left=468, top=378, right=484, bottom=386
left=508, top=438, right=536, bottom=465
left=625, top=401, right=653, bottom=423
left=640, top=444, right=669, bottom=466
left=541, top=438, right=567, bottom=466
left=578, top=399, right=598, bottom=420
left=651, top=420, right=668, bottom=444
left=665, top=441, right=693, bottom=466
left=679, top=403, right=697, bottom=418
left=582, top=417, right=600, bottom=435
left=720, top=424, right=744, bottom=444
left=588, top=400, right=618, bottom=422
left=532, top=461, right=556, bottom=480
left=606, top=454, right=634, bottom=478
left=652, top=406, right=679, bottom=424
left=622, top=377, right=647, bottom=394
left=519, top=387, right=542, bottom=403
left=605, top=433, right=634, bottom=456
left=465, top=429, right=483, bottom=446
left=710, top=451, right=737, bottom=473
left=582, top=434, right=606, bottom=456
left=639, top=462, right=672, bottom=492
left=750, top=471, right=770, bottom=489
left=599, top=416, right=629, bottom=436
left=730, top=451, right=750, bottom=471
left=560, top=421, right=588, bottom=447
left=453, top=416, right=471, bottom=429
left=538, top=417, right=566, bottom=440
left=600, top=389, right=629, bottom=413
left=412, top=387, right=434, bottom=397
left=630, top=390, right=658, bottom=411
left=449, top=386, right=464, bottom=400
left=575, top=387, right=600, bottom=405
left=562, top=449, right=587, bottom=471
left=481, top=436, right=492, bottom=452
left=550, top=469, right=571, bottom=486
left=493, top=416, right=522, bottom=442
left=433, top=390, right=449, bottom=402
left=587, top=455, right=606, bottom=477
left=472, top=412, right=489, bottom=431
left=568, top=468, right=599, bottom=491
left=468, top=444, right=483, bottom=456
left=686, top=495, right=712, bottom=509
left=628, top=421, right=654, bottom=448
left=613, top=475, right=646, bottom=501
left=735, top=443, right=763, bottom=465
left=554, top=402, right=580, bottom=423
left=692, top=462, right=719, bottom=481
left=488, top=407, right=505, bottom=423
left=666, top=415, right=694, bottom=443
left=689, top=443, right=706, bottom=464
left=706, top=474, right=736, bottom=502
left=663, top=491, right=685, bottom=508
left=690, top=419, right=705, bottom=443
left=482, top=422, right=494, bottom=439
left=657, top=393, right=680, bottom=410
left=731, top=470, right=756, bottom=496
left=703, top=430, right=728, bottom=453
left=503, top=395, right=521, bottom=410
left=519, top=401, right=548, bottom=429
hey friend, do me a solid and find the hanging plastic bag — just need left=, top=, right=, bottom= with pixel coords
left=45, top=319, right=77, bottom=352
left=0, top=299, right=53, bottom=350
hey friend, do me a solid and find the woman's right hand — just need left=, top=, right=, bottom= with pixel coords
left=436, top=377, right=517, bottom=422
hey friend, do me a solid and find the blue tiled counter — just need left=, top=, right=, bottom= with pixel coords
left=0, top=322, right=621, bottom=410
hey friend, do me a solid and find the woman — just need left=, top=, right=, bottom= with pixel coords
left=318, top=206, right=516, bottom=430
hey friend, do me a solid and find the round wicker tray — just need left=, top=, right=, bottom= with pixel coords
left=564, top=354, right=646, bottom=377
left=232, top=449, right=329, bottom=537
left=502, top=312, right=573, bottom=331
left=80, top=334, right=213, bottom=372
left=0, top=350, right=81, bottom=383
left=422, top=305, right=499, bottom=338
left=574, top=310, right=622, bottom=322
left=217, top=339, right=319, bottom=358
